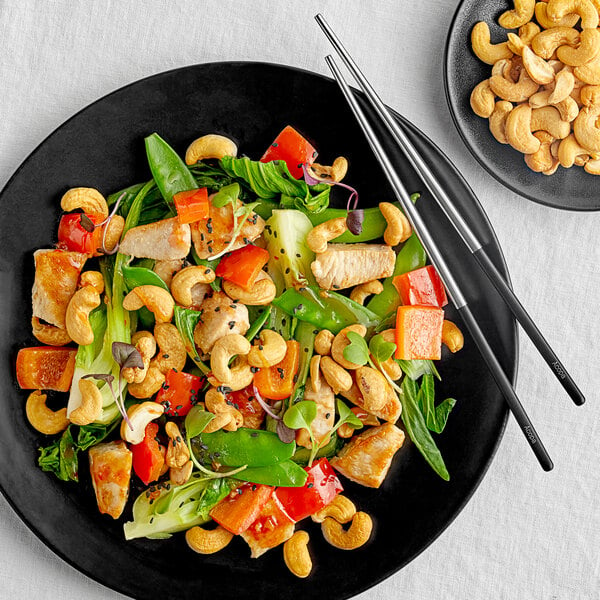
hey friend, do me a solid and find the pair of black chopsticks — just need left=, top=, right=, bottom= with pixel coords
left=315, top=14, right=585, bottom=471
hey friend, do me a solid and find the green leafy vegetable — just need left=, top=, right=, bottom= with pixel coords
left=397, top=359, right=440, bottom=381
left=212, top=182, right=240, bottom=208
left=173, top=306, right=210, bottom=374
left=342, top=331, right=370, bottom=366
left=122, top=264, right=170, bottom=292
left=184, top=406, right=215, bottom=439
left=291, top=434, right=343, bottom=465
left=38, top=426, right=79, bottom=482
left=368, top=333, right=396, bottom=363
left=416, top=374, right=456, bottom=434
left=283, top=400, right=318, bottom=466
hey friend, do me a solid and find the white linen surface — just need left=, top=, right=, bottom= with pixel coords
left=0, top=1, right=598, bottom=598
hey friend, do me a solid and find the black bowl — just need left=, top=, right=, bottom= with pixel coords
left=0, top=62, right=516, bottom=600
left=444, top=0, right=600, bottom=211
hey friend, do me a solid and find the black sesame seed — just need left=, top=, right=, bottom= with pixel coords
left=333, top=284, right=340, bottom=289
left=162, top=353, right=169, bottom=359
left=250, top=432, right=258, bottom=437
left=228, top=321, right=235, bottom=329
left=215, top=306, right=221, bottom=312
left=252, top=485, right=257, bottom=491
left=205, top=268, right=211, bottom=274
left=307, top=482, right=314, bottom=488
left=280, top=248, right=285, bottom=254
left=325, top=413, right=331, bottom=419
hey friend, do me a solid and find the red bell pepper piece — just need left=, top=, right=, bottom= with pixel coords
left=260, top=125, right=317, bottom=179
left=130, top=422, right=165, bottom=486
left=57, top=213, right=104, bottom=255
left=155, top=369, right=203, bottom=417
left=393, top=265, right=448, bottom=308
left=210, top=482, right=273, bottom=535
left=225, top=385, right=266, bottom=430
left=214, top=244, right=270, bottom=290
left=274, top=458, right=343, bottom=523
left=395, top=305, right=444, bottom=360
left=16, top=346, right=77, bottom=392
left=253, top=340, right=300, bottom=400
left=173, top=188, right=209, bottom=224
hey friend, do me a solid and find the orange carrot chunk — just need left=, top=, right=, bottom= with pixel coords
left=395, top=306, right=444, bottom=360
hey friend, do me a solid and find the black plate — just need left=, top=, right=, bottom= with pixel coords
left=445, top=0, right=600, bottom=211
left=0, top=62, right=516, bottom=600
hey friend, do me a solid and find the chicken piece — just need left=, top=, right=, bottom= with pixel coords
left=296, top=378, right=335, bottom=449
left=190, top=200, right=264, bottom=259
left=153, top=258, right=184, bottom=287
left=311, top=243, right=395, bottom=290
left=330, top=423, right=405, bottom=488
left=193, top=291, right=250, bottom=354
left=119, top=217, right=191, bottom=260
left=88, top=441, right=132, bottom=519
left=340, top=380, right=402, bottom=423
left=32, top=249, right=87, bottom=328
left=240, top=496, right=295, bottom=558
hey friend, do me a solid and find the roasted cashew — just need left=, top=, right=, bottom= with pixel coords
left=355, top=366, right=388, bottom=412
left=210, top=334, right=252, bottom=384
left=574, top=104, right=600, bottom=151
left=441, top=320, right=465, bottom=353
left=505, top=104, right=542, bottom=153
left=150, top=322, right=188, bottom=375
left=207, top=354, right=254, bottom=392
left=186, top=525, right=234, bottom=554
left=153, top=259, right=183, bottom=287
left=547, top=0, right=599, bottom=29
left=31, top=317, right=71, bottom=346
left=314, top=329, right=334, bottom=356
left=522, top=46, right=556, bottom=85
left=80, top=271, right=104, bottom=293
left=248, top=329, right=287, bottom=368
left=489, top=100, right=514, bottom=144
left=165, top=421, right=190, bottom=468
left=535, top=2, right=579, bottom=29
left=331, top=324, right=368, bottom=370
left=379, top=202, right=412, bottom=246
left=557, top=133, right=590, bottom=166
left=310, top=156, right=349, bottom=182
left=309, top=355, right=322, bottom=393
left=170, top=460, right=193, bottom=486
left=128, top=366, right=165, bottom=399
left=557, top=29, right=600, bottom=67
left=320, top=356, right=353, bottom=394
left=25, top=390, right=69, bottom=435
left=490, top=70, right=539, bottom=102
left=529, top=88, right=554, bottom=109
left=122, top=331, right=156, bottom=384
left=554, top=96, right=580, bottom=122
left=507, top=23, right=541, bottom=55
left=123, top=285, right=174, bottom=323
left=170, top=265, right=215, bottom=308
left=471, top=22, right=513, bottom=65
left=102, top=214, right=125, bottom=253
left=321, top=512, right=373, bottom=550
left=65, top=285, right=101, bottom=345
left=531, top=106, right=571, bottom=138
left=283, top=531, right=312, bottom=579
left=549, top=68, right=575, bottom=104
left=222, top=270, right=276, bottom=306
left=470, top=79, right=494, bottom=117
left=60, top=187, right=108, bottom=218
left=69, top=379, right=103, bottom=425
left=525, top=131, right=556, bottom=172
left=531, top=27, right=580, bottom=60
left=185, top=134, right=237, bottom=165
left=574, top=52, right=600, bottom=85
left=306, top=217, right=348, bottom=254
left=311, top=495, right=356, bottom=524
left=499, top=0, right=535, bottom=28
left=584, top=157, right=600, bottom=173
left=581, top=85, right=600, bottom=106
left=204, top=387, right=244, bottom=432
left=338, top=410, right=380, bottom=438
left=120, top=401, right=164, bottom=444
left=350, top=280, right=384, bottom=305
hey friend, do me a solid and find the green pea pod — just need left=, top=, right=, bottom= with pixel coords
left=233, top=460, right=308, bottom=487
left=245, top=306, right=272, bottom=342
left=291, top=434, right=342, bottom=465
left=122, top=265, right=170, bottom=292
left=191, top=428, right=296, bottom=468
left=145, top=133, right=198, bottom=212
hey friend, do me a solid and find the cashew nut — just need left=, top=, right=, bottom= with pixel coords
left=60, top=187, right=108, bottom=218
left=165, top=421, right=190, bottom=468
left=204, top=387, right=244, bottom=432
left=306, top=217, right=348, bottom=254
left=170, top=460, right=193, bottom=486
left=355, top=366, right=388, bottom=412
left=489, top=100, right=514, bottom=144
left=535, top=2, right=580, bottom=29
left=320, top=356, right=353, bottom=394
left=557, top=133, right=590, bottom=166
left=69, top=379, right=103, bottom=425
left=151, top=323, right=187, bottom=374
left=248, top=329, right=287, bottom=368
left=441, top=320, right=465, bottom=353
left=222, top=270, right=276, bottom=306
left=531, top=106, right=571, bottom=138
left=120, top=401, right=164, bottom=444
left=547, top=0, right=599, bottom=29
left=186, top=525, right=234, bottom=554
left=122, top=331, right=156, bottom=384
left=505, top=104, right=542, bottom=153
left=309, top=355, right=322, bottom=393
left=525, top=131, right=557, bottom=171
left=314, top=329, right=334, bottom=356
left=311, top=495, right=356, bottom=524
left=310, top=156, right=349, bottom=182
left=207, top=354, right=254, bottom=393
left=65, top=285, right=101, bottom=345
left=128, top=366, right=165, bottom=399
left=102, top=214, right=125, bottom=253
left=574, top=52, right=600, bottom=85
left=321, top=512, right=373, bottom=550
left=584, top=157, right=600, bottom=173
left=170, top=265, right=215, bottom=308
left=210, top=334, right=252, bottom=384
left=549, top=68, right=575, bottom=104
left=471, top=22, right=513, bottom=65
left=581, top=85, right=600, bottom=106
left=499, top=0, right=535, bottom=29
left=379, top=202, right=412, bottom=246
left=532, top=27, right=580, bottom=60
left=31, top=317, right=71, bottom=346
left=557, top=29, right=600, bottom=67
left=80, top=271, right=104, bottom=293
left=522, top=46, right=556, bottom=85
left=554, top=96, right=580, bottom=121
left=331, top=324, right=368, bottom=370
left=490, top=70, right=539, bottom=102
left=122, top=285, right=174, bottom=323
left=349, top=280, right=384, bottom=305
left=25, top=390, right=69, bottom=435
left=153, top=259, right=183, bottom=287
left=283, top=531, right=312, bottom=578
left=185, top=134, right=237, bottom=165
left=471, top=79, right=496, bottom=119
left=574, top=104, right=600, bottom=151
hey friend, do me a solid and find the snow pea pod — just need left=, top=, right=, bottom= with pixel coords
left=232, top=460, right=308, bottom=487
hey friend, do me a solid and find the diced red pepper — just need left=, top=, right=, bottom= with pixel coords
left=155, top=369, right=204, bottom=417
left=215, top=245, right=270, bottom=290
left=173, top=188, right=209, bottom=224
left=393, top=265, right=448, bottom=308
left=16, top=346, right=77, bottom=392
left=57, top=213, right=104, bottom=256
left=253, top=340, right=300, bottom=400
left=274, top=458, right=343, bottom=523
left=395, top=305, right=444, bottom=360
left=210, top=482, right=273, bottom=535
left=226, top=385, right=266, bottom=430
left=260, top=125, right=317, bottom=179
left=130, top=422, right=165, bottom=486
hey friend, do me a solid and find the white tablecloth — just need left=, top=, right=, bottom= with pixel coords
left=1, top=1, right=598, bottom=598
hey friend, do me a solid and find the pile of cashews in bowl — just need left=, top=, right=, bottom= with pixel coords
left=469, top=0, right=600, bottom=175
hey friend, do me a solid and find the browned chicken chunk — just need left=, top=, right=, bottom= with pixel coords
left=310, top=244, right=395, bottom=290
left=296, top=377, right=335, bottom=449
left=32, top=249, right=87, bottom=328
left=119, top=217, right=191, bottom=260
left=330, top=423, right=405, bottom=488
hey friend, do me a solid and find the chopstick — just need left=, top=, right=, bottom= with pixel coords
left=315, top=14, right=584, bottom=408
left=316, top=22, right=554, bottom=471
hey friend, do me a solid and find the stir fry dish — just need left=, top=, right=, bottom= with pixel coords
left=16, top=125, right=464, bottom=577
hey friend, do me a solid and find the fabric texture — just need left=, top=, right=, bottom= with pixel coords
left=0, top=1, right=598, bottom=598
